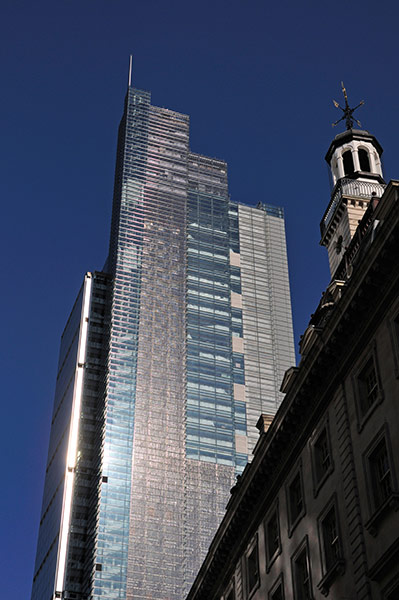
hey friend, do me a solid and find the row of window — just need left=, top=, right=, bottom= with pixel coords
left=223, top=498, right=344, bottom=599
left=223, top=423, right=396, bottom=600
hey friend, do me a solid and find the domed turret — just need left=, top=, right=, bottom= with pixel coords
left=320, top=85, right=386, bottom=277
left=326, top=128, right=384, bottom=186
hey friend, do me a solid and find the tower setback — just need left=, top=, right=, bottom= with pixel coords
left=31, top=79, right=295, bottom=600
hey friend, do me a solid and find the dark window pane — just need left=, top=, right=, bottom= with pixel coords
left=370, top=439, right=392, bottom=507
left=247, top=543, right=259, bottom=594
left=322, top=507, right=340, bottom=570
left=358, top=149, right=370, bottom=172
left=289, top=473, right=303, bottom=524
left=267, top=511, right=280, bottom=561
left=270, top=583, right=284, bottom=600
left=343, top=150, right=354, bottom=176
left=358, top=358, right=379, bottom=415
left=294, top=550, right=312, bottom=600
left=314, top=429, right=331, bottom=483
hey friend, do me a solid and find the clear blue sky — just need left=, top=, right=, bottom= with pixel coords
left=1, top=0, right=399, bottom=597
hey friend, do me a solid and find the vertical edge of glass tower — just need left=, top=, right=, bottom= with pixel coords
left=31, top=84, right=295, bottom=600
left=31, top=271, right=111, bottom=600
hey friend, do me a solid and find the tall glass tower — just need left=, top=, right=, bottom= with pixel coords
left=31, top=78, right=295, bottom=600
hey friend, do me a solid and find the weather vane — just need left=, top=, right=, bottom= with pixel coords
left=332, top=82, right=364, bottom=130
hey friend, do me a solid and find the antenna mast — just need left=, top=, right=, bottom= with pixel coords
left=128, top=55, right=133, bottom=87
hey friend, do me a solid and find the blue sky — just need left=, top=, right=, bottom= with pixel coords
left=1, top=1, right=399, bottom=597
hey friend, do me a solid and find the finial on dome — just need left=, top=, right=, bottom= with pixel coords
left=332, top=82, right=364, bottom=130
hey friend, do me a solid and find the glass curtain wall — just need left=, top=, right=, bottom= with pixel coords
left=93, top=88, right=151, bottom=599
left=31, top=272, right=111, bottom=600
left=238, top=204, right=295, bottom=451
left=125, top=104, right=189, bottom=600
left=95, top=88, right=191, bottom=600
left=183, top=155, right=246, bottom=592
left=31, top=284, right=85, bottom=600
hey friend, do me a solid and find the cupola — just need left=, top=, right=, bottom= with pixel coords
left=320, top=84, right=386, bottom=277
left=326, top=128, right=384, bottom=186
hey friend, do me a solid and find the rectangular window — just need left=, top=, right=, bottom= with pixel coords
left=369, top=438, right=392, bottom=508
left=387, top=303, right=399, bottom=378
left=287, top=468, right=305, bottom=533
left=290, top=475, right=303, bottom=520
left=311, top=422, right=333, bottom=496
left=291, top=538, right=312, bottom=600
left=314, top=429, right=331, bottom=480
left=270, top=586, right=283, bottom=600
left=353, top=347, right=384, bottom=430
left=363, top=427, right=398, bottom=536
left=246, top=538, right=259, bottom=597
left=358, top=358, right=379, bottom=413
left=268, top=575, right=285, bottom=600
left=321, top=506, right=341, bottom=570
left=265, top=504, right=281, bottom=569
left=317, top=497, right=345, bottom=595
left=294, top=552, right=311, bottom=599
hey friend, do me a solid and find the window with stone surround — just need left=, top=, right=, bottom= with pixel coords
left=353, top=345, right=384, bottom=429
left=317, top=497, right=345, bottom=595
left=265, top=501, right=281, bottom=571
left=291, top=537, right=313, bottom=600
left=287, top=464, right=306, bottom=536
left=245, top=535, right=260, bottom=598
left=358, top=358, right=379, bottom=413
left=370, top=438, right=392, bottom=506
left=363, top=426, right=399, bottom=535
left=310, top=419, right=334, bottom=496
left=268, top=574, right=285, bottom=600
left=388, top=305, right=399, bottom=378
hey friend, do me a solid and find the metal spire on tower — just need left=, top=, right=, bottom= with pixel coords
left=332, top=82, right=364, bottom=130
left=128, top=54, right=133, bottom=87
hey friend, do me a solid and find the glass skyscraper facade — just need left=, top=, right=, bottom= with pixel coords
left=31, top=82, right=295, bottom=600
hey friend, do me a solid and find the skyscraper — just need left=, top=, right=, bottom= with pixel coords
left=31, top=72, right=295, bottom=600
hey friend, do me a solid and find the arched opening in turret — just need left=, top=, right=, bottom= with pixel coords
left=343, top=150, right=354, bottom=176
left=358, top=148, right=371, bottom=172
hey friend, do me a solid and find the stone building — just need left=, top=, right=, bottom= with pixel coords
left=185, top=119, right=399, bottom=600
